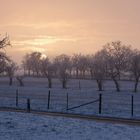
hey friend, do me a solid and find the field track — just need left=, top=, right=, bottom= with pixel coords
left=1, top=107, right=140, bottom=126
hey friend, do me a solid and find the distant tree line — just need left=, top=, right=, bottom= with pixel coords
left=21, top=41, right=140, bottom=92
left=1, top=34, right=140, bottom=92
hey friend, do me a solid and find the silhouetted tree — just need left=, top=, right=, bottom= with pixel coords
left=22, top=54, right=32, bottom=76
left=72, top=54, right=81, bottom=78
left=6, top=61, right=18, bottom=86
left=92, top=50, right=107, bottom=91
left=0, top=34, right=11, bottom=49
left=87, top=55, right=95, bottom=79
left=103, top=41, right=132, bottom=92
left=0, top=34, right=11, bottom=74
left=129, top=50, right=140, bottom=92
left=41, top=57, right=54, bottom=88
left=78, top=55, right=89, bottom=78
left=16, top=76, right=24, bottom=86
left=54, top=54, right=70, bottom=88
left=22, top=52, right=42, bottom=76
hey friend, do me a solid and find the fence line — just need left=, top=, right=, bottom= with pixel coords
left=0, top=89, right=139, bottom=118
left=67, top=99, right=99, bottom=111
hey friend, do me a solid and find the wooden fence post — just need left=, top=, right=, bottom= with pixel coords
left=16, top=89, right=18, bottom=107
left=79, top=80, right=81, bottom=90
left=66, top=93, right=69, bottom=110
left=99, top=94, right=102, bottom=114
left=27, top=98, right=31, bottom=112
left=48, top=90, right=51, bottom=109
left=131, top=95, right=134, bottom=117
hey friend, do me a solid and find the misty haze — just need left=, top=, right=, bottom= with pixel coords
left=0, top=0, right=140, bottom=140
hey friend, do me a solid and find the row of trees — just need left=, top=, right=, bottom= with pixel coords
left=0, top=35, right=140, bottom=92
left=0, top=35, right=18, bottom=85
left=22, top=41, right=140, bottom=92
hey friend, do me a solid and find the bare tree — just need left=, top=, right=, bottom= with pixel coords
left=22, top=54, right=32, bottom=76
left=92, top=50, right=107, bottom=91
left=0, top=34, right=11, bottom=74
left=78, top=55, right=89, bottom=78
left=0, top=52, right=10, bottom=74
left=5, top=61, right=18, bottom=86
left=54, top=54, right=70, bottom=88
left=16, top=76, right=24, bottom=86
left=41, top=57, right=54, bottom=88
left=87, top=55, right=95, bottom=79
left=22, top=52, right=42, bottom=76
left=72, top=54, right=81, bottom=78
left=103, top=41, right=132, bottom=92
left=0, top=34, right=11, bottom=49
left=30, top=52, right=42, bottom=76
left=129, top=50, right=140, bottom=92
left=72, top=54, right=89, bottom=79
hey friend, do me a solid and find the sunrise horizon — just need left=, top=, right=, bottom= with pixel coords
left=0, top=0, right=140, bottom=64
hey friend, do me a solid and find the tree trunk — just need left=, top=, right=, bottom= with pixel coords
left=69, top=70, right=72, bottom=78
left=113, top=78, right=120, bottom=92
left=17, top=78, right=24, bottom=87
left=48, top=78, right=52, bottom=88
left=28, top=70, right=30, bottom=76
left=78, top=80, right=81, bottom=90
left=80, top=71, right=82, bottom=78
left=96, top=80, right=103, bottom=91
left=83, top=71, right=85, bottom=79
left=134, top=78, right=139, bottom=93
left=90, top=69, right=93, bottom=79
left=62, top=80, right=66, bottom=89
left=76, top=69, right=79, bottom=78
left=9, top=77, right=13, bottom=86
left=33, top=71, right=35, bottom=76
left=19, top=80, right=24, bottom=86
left=36, top=71, right=39, bottom=76
left=23, top=68, right=26, bottom=76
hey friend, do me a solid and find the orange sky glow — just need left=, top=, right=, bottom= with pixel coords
left=0, top=0, right=140, bottom=63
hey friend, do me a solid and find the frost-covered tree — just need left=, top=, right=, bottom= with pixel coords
left=92, top=50, right=107, bottom=91
left=22, top=53, right=32, bottom=76
left=0, top=34, right=11, bottom=74
left=41, top=57, right=54, bottom=88
left=103, top=41, right=132, bottom=92
left=77, top=55, right=89, bottom=78
left=54, top=54, right=71, bottom=88
left=5, top=61, right=18, bottom=86
left=22, top=52, right=42, bottom=76
left=0, top=34, right=11, bottom=49
left=87, top=55, right=95, bottom=79
left=129, top=50, right=140, bottom=92
left=72, top=54, right=81, bottom=78
left=16, top=76, right=24, bottom=86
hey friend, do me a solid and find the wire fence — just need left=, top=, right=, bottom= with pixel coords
left=0, top=88, right=140, bottom=119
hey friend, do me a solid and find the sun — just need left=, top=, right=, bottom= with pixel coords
left=41, top=54, right=47, bottom=59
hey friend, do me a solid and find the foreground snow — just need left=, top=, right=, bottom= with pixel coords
left=0, top=78, right=140, bottom=118
left=0, top=111, right=140, bottom=140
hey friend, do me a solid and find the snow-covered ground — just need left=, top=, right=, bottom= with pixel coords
left=0, top=77, right=140, bottom=118
left=0, top=111, right=140, bottom=140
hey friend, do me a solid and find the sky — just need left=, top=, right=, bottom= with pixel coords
left=0, top=0, right=140, bottom=63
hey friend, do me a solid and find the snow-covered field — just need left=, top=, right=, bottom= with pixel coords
left=0, top=77, right=140, bottom=118
left=0, top=78, right=140, bottom=140
left=0, top=111, right=140, bottom=140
